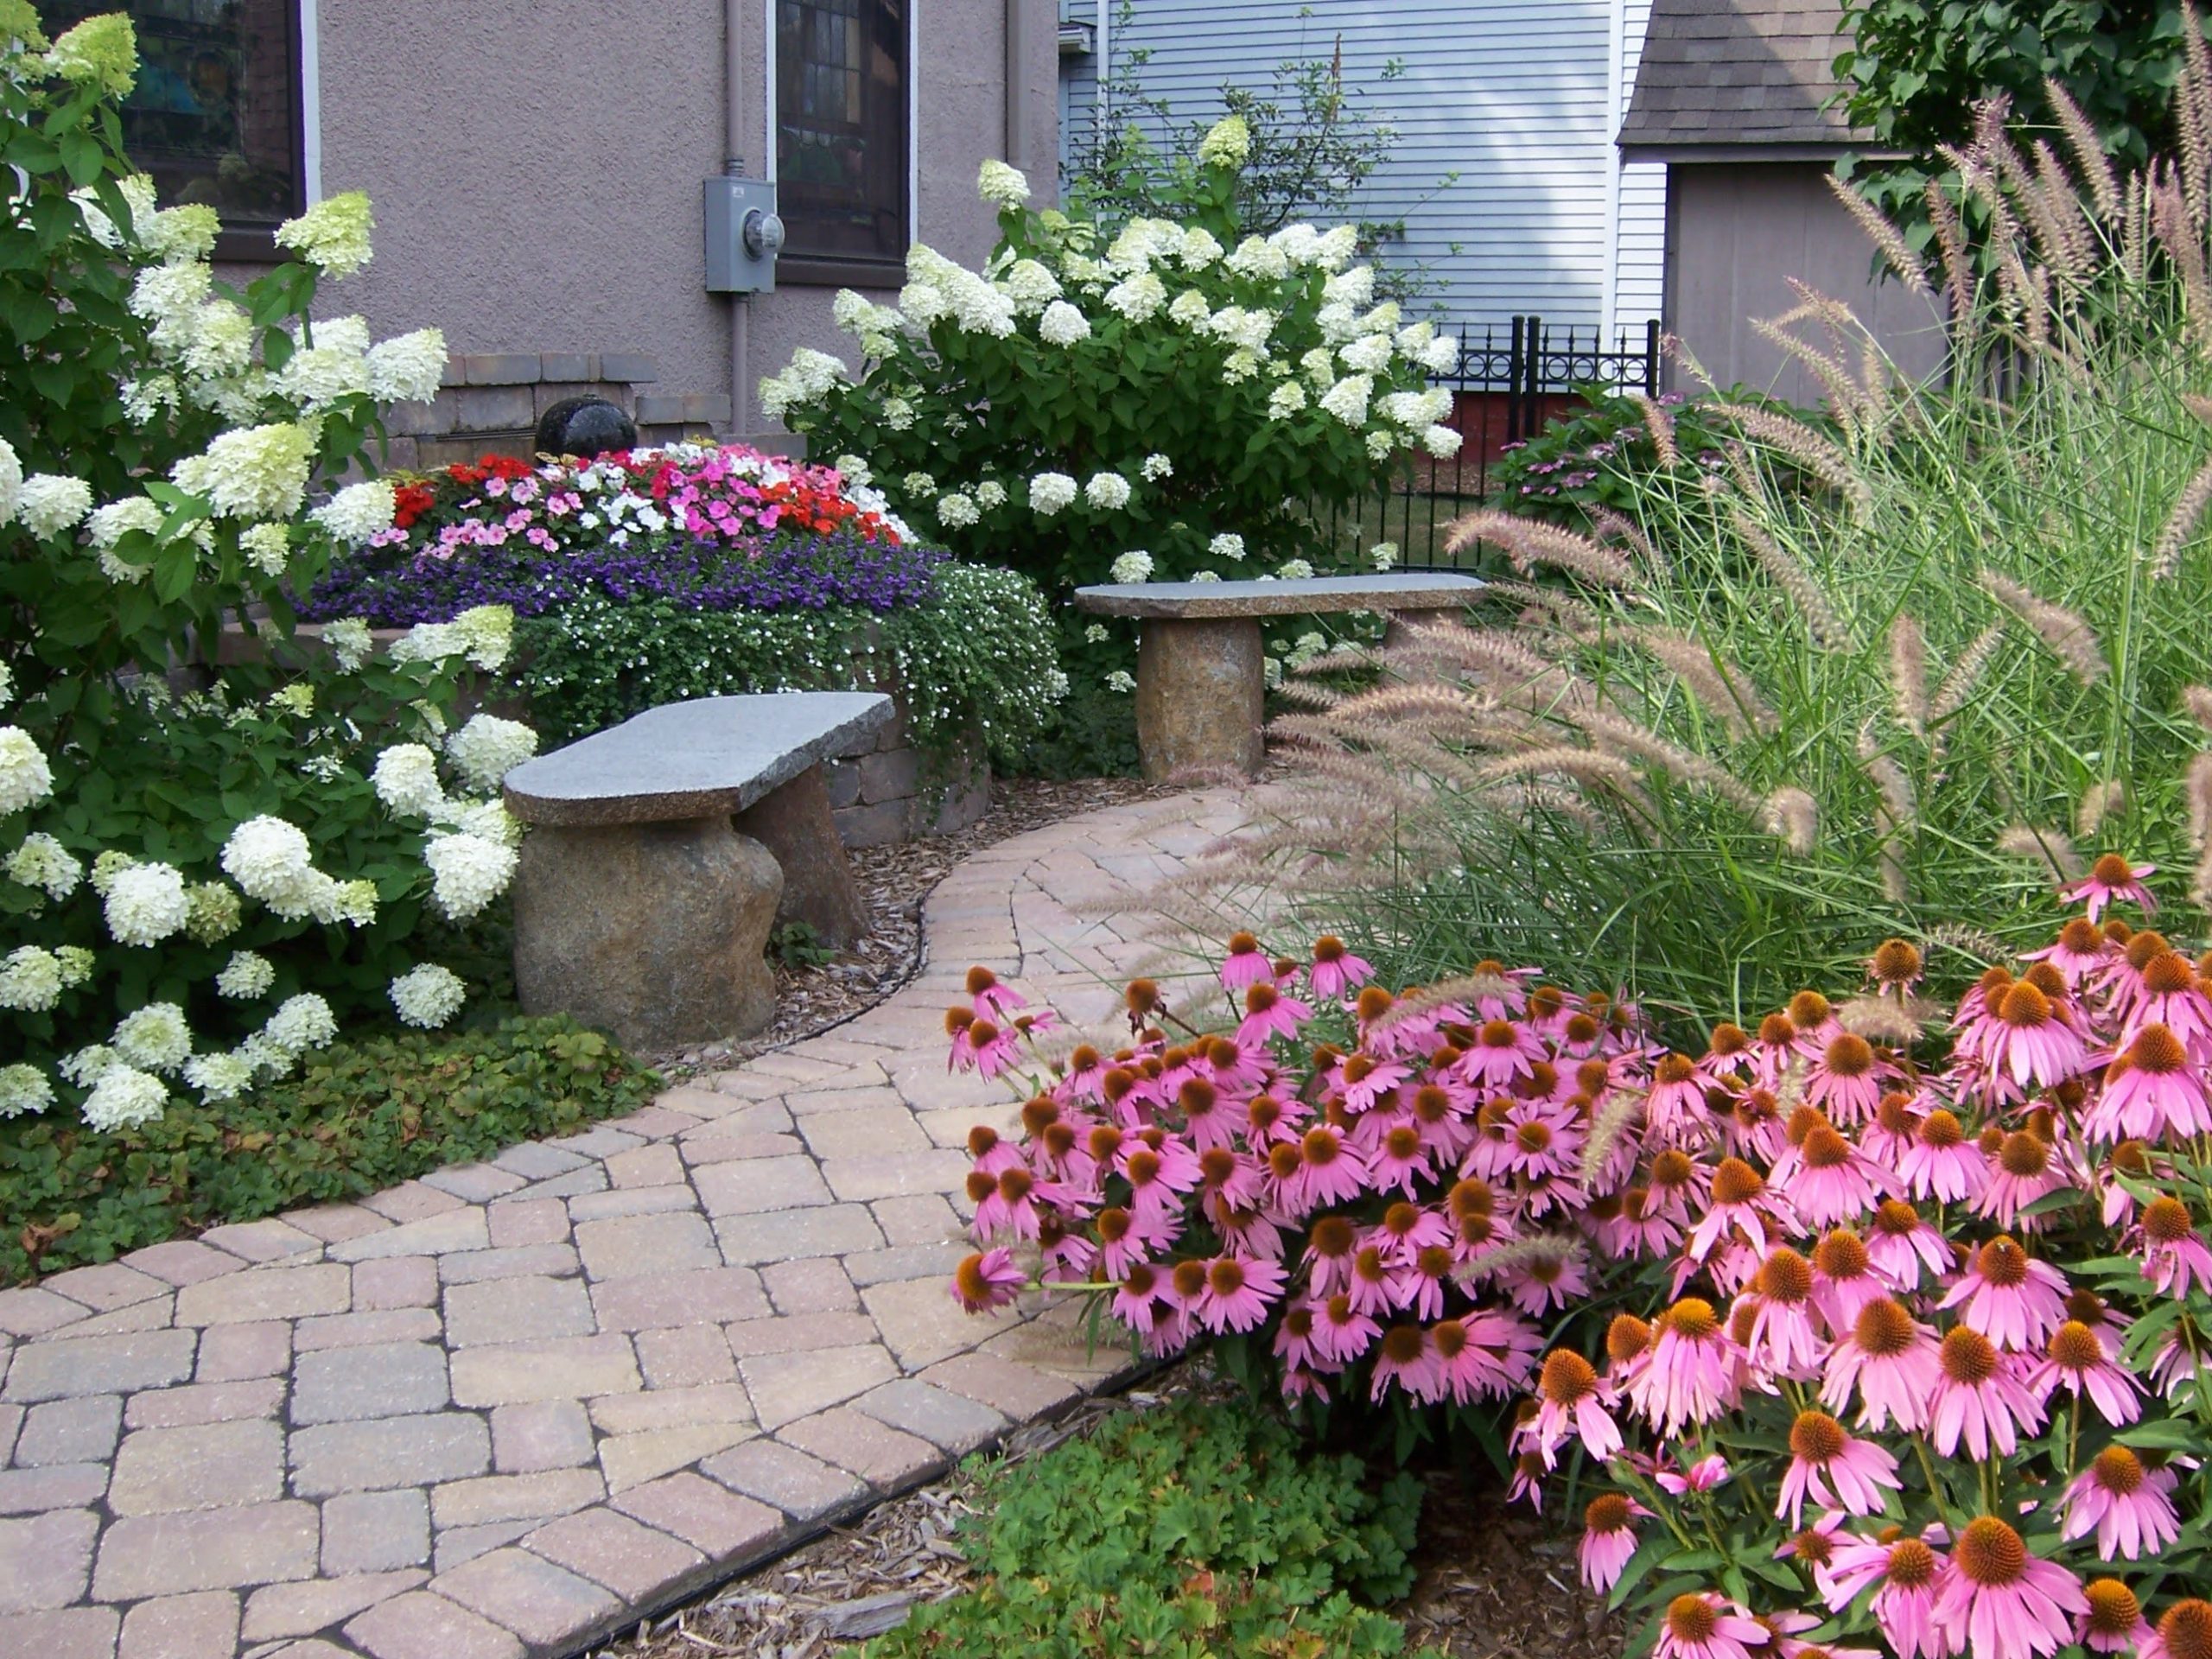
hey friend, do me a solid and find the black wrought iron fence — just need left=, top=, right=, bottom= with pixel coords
left=1303, top=315, right=1662, bottom=570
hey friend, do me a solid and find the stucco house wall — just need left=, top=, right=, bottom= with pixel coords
left=313, top=0, right=1058, bottom=449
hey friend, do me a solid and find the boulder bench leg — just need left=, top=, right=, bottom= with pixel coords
left=734, top=763, right=869, bottom=948
left=512, top=817, right=783, bottom=1050
left=1135, top=616, right=1265, bottom=782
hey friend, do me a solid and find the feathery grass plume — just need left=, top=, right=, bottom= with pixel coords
left=1388, top=620, right=1588, bottom=714
left=1368, top=972, right=1518, bottom=1036
left=2187, top=394, right=2212, bottom=428
left=1837, top=995, right=1928, bottom=1046
left=1996, top=823, right=2085, bottom=882
left=1726, top=504, right=1850, bottom=648
left=1627, top=392, right=1677, bottom=467
left=1826, top=174, right=1934, bottom=296
left=1980, top=569, right=2107, bottom=683
left=1762, top=786, right=1820, bottom=855
left=1630, top=626, right=1777, bottom=739
left=1579, top=1090, right=1644, bottom=1188
left=1452, top=1230, right=1581, bottom=1290
left=1585, top=507, right=1667, bottom=578
left=1888, top=614, right=1929, bottom=739
left=2047, top=79, right=2120, bottom=220
left=1709, top=399, right=1873, bottom=519
left=1469, top=579, right=1603, bottom=633
left=1294, top=644, right=1384, bottom=678
left=1663, top=329, right=1718, bottom=392
left=1443, top=509, right=1637, bottom=590
left=1927, top=922, right=2008, bottom=964
left=2076, top=779, right=2127, bottom=840
left=1925, top=176, right=1979, bottom=325
left=1872, top=806, right=1910, bottom=902
left=1858, top=728, right=1918, bottom=830
left=2152, top=449, right=2212, bottom=578
left=2182, top=0, right=2212, bottom=228
left=1749, top=313, right=1868, bottom=442
left=2195, top=842, right=2212, bottom=910
left=1263, top=739, right=1432, bottom=813
left=2185, top=686, right=2212, bottom=732
left=1574, top=707, right=1765, bottom=815
left=1269, top=677, right=1343, bottom=712
left=2151, top=172, right=2212, bottom=349
left=1930, top=626, right=2005, bottom=724
left=2028, top=138, right=2098, bottom=282
left=2120, top=170, right=2150, bottom=288
left=1474, top=746, right=1656, bottom=826
left=2186, top=753, right=2212, bottom=849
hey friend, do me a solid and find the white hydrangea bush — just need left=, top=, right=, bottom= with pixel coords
left=761, top=117, right=1459, bottom=696
left=0, top=15, right=537, bottom=1136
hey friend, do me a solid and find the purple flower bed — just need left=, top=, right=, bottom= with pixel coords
left=300, top=529, right=950, bottom=629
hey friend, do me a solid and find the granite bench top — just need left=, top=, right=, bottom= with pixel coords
left=502, top=691, right=893, bottom=827
left=1072, top=571, right=1485, bottom=620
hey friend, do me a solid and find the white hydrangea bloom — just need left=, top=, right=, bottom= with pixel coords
left=89, top=851, right=134, bottom=895
left=1084, top=473, right=1132, bottom=511
left=0, top=1063, right=54, bottom=1118
left=1141, top=453, right=1173, bottom=481
left=882, top=397, right=916, bottom=431
left=935, top=493, right=978, bottom=529
left=1277, top=559, right=1316, bottom=581
left=1420, top=333, right=1461, bottom=373
left=1028, top=473, right=1077, bottom=516
left=1338, top=334, right=1394, bottom=374
left=1266, top=380, right=1308, bottom=420
left=86, top=495, right=163, bottom=552
left=82, top=1065, right=168, bottom=1133
left=113, top=1002, right=193, bottom=1072
left=276, top=190, right=374, bottom=278
left=263, top=992, right=339, bottom=1054
left=1167, top=289, right=1211, bottom=328
left=1190, top=569, right=1222, bottom=583
left=0, top=946, right=65, bottom=1012
left=1315, top=226, right=1360, bottom=270
left=997, top=258, right=1060, bottom=312
left=325, top=879, right=378, bottom=928
left=18, top=474, right=93, bottom=538
left=833, top=454, right=873, bottom=486
left=1103, top=272, right=1166, bottom=323
left=895, top=281, right=949, bottom=330
left=1324, top=267, right=1376, bottom=309
left=55, top=946, right=92, bottom=987
left=7, top=833, right=83, bottom=900
left=321, top=617, right=374, bottom=671
left=184, top=880, right=242, bottom=943
left=1104, top=670, right=1137, bottom=694
left=275, top=343, right=369, bottom=409
left=445, top=715, right=537, bottom=792
left=170, top=423, right=316, bottom=520
left=312, top=480, right=396, bottom=546
left=0, top=727, right=55, bottom=815
left=1177, top=227, right=1224, bottom=269
left=977, top=158, right=1031, bottom=206
left=0, top=435, right=20, bottom=525
left=1037, top=301, right=1090, bottom=346
left=105, top=861, right=191, bottom=946
left=365, top=328, right=448, bottom=403
left=238, top=523, right=291, bottom=578
left=1208, top=306, right=1278, bottom=353
left=129, top=260, right=213, bottom=353
left=1319, top=374, right=1374, bottom=426
left=974, top=480, right=1007, bottom=511
left=1422, top=424, right=1465, bottom=458
left=1226, top=236, right=1290, bottom=281
left=425, top=832, right=518, bottom=921
left=372, top=744, right=447, bottom=816
left=221, top=816, right=315, bottom=897
left=1103, top=218, right=1179, bottom=273
left=60, top=1045, right=120, bottom=1086
left=1378, top=388, right=1453, bottom=429
left=390, top=963, right=467, bottom=1029
left=236, top=1033, right=296, bottom=1081
left=390, top=620, right=463, bottom=665
left=448, top=798, right=524, bottom=848
left=901, top=471, right=937, bottom=498
left=1198, top=114, right=1251, bottom=168
left=1222, top=347, right=1262, bottom=385
left=1365, top=429, right=1398, bottom=461
left=216, top=950, right=276, bottom=1000
left=1209, top=533, right=1246, bottom=562
left=73, top=173, right=157, bottom=249
left=1084, top=623, right=1109, bottom=644
left=1109, top=549, right=1154, bottom=583
left=183, top=1050, right=255, bottom=1103
left=944, top=270, right=1017, bottom=337
left=453, top=606, right=514, bottom=672
left=1371, top=542, right=1400, bottom=571
left=0, top=661, right=9, bottom=707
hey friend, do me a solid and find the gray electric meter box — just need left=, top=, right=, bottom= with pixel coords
left=705, top=175, right=784, bottom=295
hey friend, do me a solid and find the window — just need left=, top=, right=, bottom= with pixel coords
left=41, top=0, right=304, bottom=256
left=776, top=0, right=907, bottom=283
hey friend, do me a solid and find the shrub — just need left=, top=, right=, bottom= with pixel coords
left=865, top=1395, right=1419, bottom=1657
left=1224, top=88, right=2212, bottom=1027
left=1491, top=386, right=1799, bottom=528
left=3, top=1015, right=658, bottom=1282
left=0, top=13, right=537, bottom=1137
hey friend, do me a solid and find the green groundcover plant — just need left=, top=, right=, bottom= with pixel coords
left=864, top=1395, right=1421, bottom=1658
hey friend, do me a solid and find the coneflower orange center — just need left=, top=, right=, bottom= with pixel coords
left=2130, top=1024, right=2188, bottom=1074
left=1198, top=1147, right=1236, bottom=1185
left=1123, top=1150, right=1160, bottom=1185
left=1416, top=1244, right=1453, bottom=1277
left=1712, top=1157, right=1765, bottom=1205
left=1313, top=935, right=1346, bottom=963
left=1606, top=1314, right=1651, bottom=1363
left=1816, top=1230, right=1871, bottom=1279
left=1953, top=1517, right=2027, bottom=1587
left=953, top=1255, right=999, bottom=1302
left=1206, top=1258, right=1247, bottom=1298
left=1939, top=1325, right=1999, bottom=1386
left=1448, top=1178, right=1493, bottom=1220
left=1872, top=938, right=1922, bottom=983
left=1381, top=1324, right=1426, bottom=1363
left=1478, top=1020, right=1518, bottom=1050
left=1999, top=982, right=2052, bottom=1027
left=1380, top=1202, right=1421, bottom=1239
left=1977, top=1236, right=2030, bottom=1287
left=1853, top=1298, right=1916, bottom=1357
left=1999, top=1131, right=2051, bottom=1177
left=997, top=1167, right=1032, bottom=1203
left=1710, top=1021, right=1751, bottom=1054
left=1266, top=1142, right=1303, bottom=1179
left=1759, top=1013, right=1797, bottom=1046
left=2066, top=1287, right=2109, bottom=1324
left=2157, top=1599, right=2212, bottom=1659
left=1530, top=986, right=1566, bottom=1020
left=1662, top=1298, right=1719, bottom=1341
left=1414, top=1085, right=1452, bottom=1122
left=2142, top=1195, right=2195, bottom=1243
left=1885, top=1538, right=1937, bottom=1589
left=1786, top=1105, right=1827, bottom=1146
left=1585, top=1492, right=1632, bottom=1533
left=1516, top=1121, right=1553, bottom=1154
left=2092, top=1444, right=2145, bottom=1494
left=1651, top=1149, right=1695, bottom=1189
left=1385, top=1125, right=1423, bottom=1160
left=1789, top=991, right=1832, bottom=1029
left=2048, top=1320, right=2103, bottom=1370
left=1432, top=1319, right=1468, bottom=1360
left=1300, top=1128, right=1341, bottom=1166
left=1878, top=1092, right=1917, bottom=1135
left=1825, top=1034, right=1875, bottom=1077
left=1539, top=1349, right=1598, bottom=1404
left=2092, top=853, right=2138, bottom=887
left=1655, top=1052, right=1696, bottom=1085
left=1171, top=1259, right=1209, bottom=1299
left=2145, top=951, right=2196, bottom=995
left=2023, top=962, right=2067, bottom=997
left=1760, top=1249, right=1813, bottom=1301
left=1874, top=1198, right=1923, bottom=1236
left=1789, top=1410, right=1847, bottom=1462
left=1096, top=1206, right=1131, bottom=1243
left=1802, top=1126, right=1853, bottom=1170
left=1789, top=1526, right=1836, bottom=1566
left=2060, top=918, right=2103, bottom=952
left=964, top=1171, right=996, bottom=1204
left=2124, top=929, right=2170, bottom=969
left=1044, top=1122, right=1077, bottom=1158
left=2084, top=1580, right=2141, bottom=1637
left=1918, top=1109, right=1965, bottom=1148
left=1355, top=987, right=1395, bottom=1022
left=1664, top=1597, right=1717, bottom=1643
left=1563, top=1012, right=1599, bottom=1044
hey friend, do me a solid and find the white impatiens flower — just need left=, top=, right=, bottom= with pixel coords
left=263, top=992, right=339, bottom=1054
left=1266, top=380, right=1308, bottom=420
left=239, top=523, right=292, bottom=579
left=0, top=1063, right=54, bottom=1118
left=1103, top=271, right=1166, bottom=323
left=183, top=1050, right=255, bottom=1103
left=1319, top=374, right=1374, bottom=427
left=113, top=1002, right=193, bottom=1073
left=390, top=963, right=467, bottom=1029
left=1422, top=424, right=1465, bottom=458
left=105, top=861, right=191, bottom=946
left=1109, top=549, right=1154, bottom=583
left=977, top=158, right=1032, bottom=207
left=1198, top=113, right=1252, bottom=168
left=425, top=832, right=518, bottom=921
left=0, top=946, right=65, bottom=1012
left=216, top=950, right=277, bottom=1000
left=1141, top=453, right=1173, bottom=481
left=365, top=327, right=448, bottom=403
left=276, top=190, right=375, bottom=278
left=19, top=474, right=93, bottom=538
left=935, top=493, right=979, bottom=529
left=321, top=617, right=374, bottom=671
left=1028, top=473, right=1077, bottom=516
left=0, top=727, right=55, bottom=815
left=82, top=1065, right=169, bottom=1133
left=973, top=480, right=1007, bottom=511
left=312, top=479, right=397, bottom=546
left=7, top=833, right=83, bottom=901
left=372, top=744, right=446, bottom=816
left=0, top=435, right=20, bottom=525
left=445, top=714, right=537, bottom=792
left=1104, top=670, right=1137, bottom=694
left=171, top=423, right=316, bottom=520
left=1084, top=472, right=1132, bottom=511
left=1209, top=533, right=1247, bottom=562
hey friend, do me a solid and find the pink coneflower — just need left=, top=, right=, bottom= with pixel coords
left=1311, top=1291, right=1381, bottom=1365
left=1273, top=1300, right=1321, bottom=1371
left=1643, top=1051, right=1722, bottom=1145
left=1688, top=1157, right=1797, bottom=1262
left=1899, top=1109, right=1991, bottom=1204
left=2091, top=1024, right=2212, bottom=1143
left=1868, top=1198, right=1955, bottom=1291
left=1458, top=1017, right=1548, bottom=1088
left=1370, top=1322, right=1446, bottom=1402
left=963, top=964, right=1027, bottom=1020
left=1292, top=1124, right=1370, bottom=1210
left=1406, top=1080, right=1477, bottom=1160
left=1940, top=1236, right=2070, bottom=1351
left=949, top=1014, right=1022, bottom=1077
left=1628, top=1298, right=1744, bottom=1437
left=1811, top=1228, right=1889, bottom=1334
left=1643, top=1146, right=1713, bottom=1221
left=1725, top=1086, right=1789, bottom=1163
left=2027, top=916, right=2116, bottom=987
left=1935, top=1515, right=2088, bottom=1659
left=2133, top=1195, right=2212, bottom=1298
left=1109, top=1261, right=1166, bottom=1331
left=1745, top=1247, right=1825, bottom=1379
left=1655, top=1592, right=1770, bottom=1659
left=1651, top=1452, right=1732, bottom=1496
left=1822, top=1295, right=1942, bottom=1433
left=1824, top=1533, right=1950, bottom=1659
left=1976, top=979, right=2094, bottom=1091
left=1928, top=1324, right=2047, bottom=1459
left=2024, top=1318, right=2143, bottom=1427
left=1579, top=1493, right=1649, bottom=1592
left=1491, top=1100, right=1584, bottom=1184
left=1788, top=989, right=1847, bottom=1056
left=2075, top=1579, right=2152, bottom=1655
left=2062, top=1445, right=2179, bottom=1561
left=964, top=1122, right=1027, bottom=1179
left=1117, top=1140, right=1198, bottom=1230
left=2144, top=1598, right=2212, bottom=1659
left=1860, top=1090, right=1924, bottom=1167
left=1192, top=1253, right=1285, bottom=1334
left=1039, top=1215, right=1097, bottom=1282
left=1805, top=1033, right=1897, bottom=1127
left=1173, top=1076, right=1240, bottom=1154
left=1778, top=1408, right=1902, bottom=1528
left=1593, top=1185, right=1685, bottom=1261
left=1236, top=980, right=1312, bottom=1046
left=1783, top=1122, right=1895, bottom=1225
left=1244, top=1090, right=1309, bottom=1149
left=1438, top=1308, right=1541, bottom=1401
left=1530, top=1348, right=1624, bottom=1465
left=1219, top=931, right=1273, bottom=989
left=1054, top=1041, right=1108, bottom=1104
left=1703, top=1020, right=1758, bottom=1080
left=1974, top=1130, right=2068, bottom=1229
left=970, top=1166, right=1044, bottom=1241
left=1091, top=1205, right=1147, bottom=1278
left=1500, top=1239, right=1591, bottom=1317
left=2119, top=950, right=2212, bottom=1048
left=1373, top=1199, right=1452, bottom=1267
left=949, top=1248, right=1024, bottom=1312
left=1331, top=1051, right=1410, bottom=1116
left=1307, top=935, right=1374, bottom=1001
left=1388, top=1243, right=1456, bottom=1321
left=2064, top=854, right=2157, bottom=921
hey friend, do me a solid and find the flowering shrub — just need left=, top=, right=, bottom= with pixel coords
left=944, top=876, right=2212, bottom=1659
left=0, top=15, right=537, bottom=1137
left=759, top=120, right=1461, bottom=715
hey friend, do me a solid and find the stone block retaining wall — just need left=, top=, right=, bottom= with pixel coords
left=378, top=352, right=740, bottom=471
left=823, top=697, right=989, bottom=849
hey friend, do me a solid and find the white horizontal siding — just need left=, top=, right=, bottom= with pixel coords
left=1608, top=0, right=1664, bottom=334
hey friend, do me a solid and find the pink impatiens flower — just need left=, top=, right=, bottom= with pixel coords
left=2061, top=1444, right=2180, bottom=1561
left=1934, top=1516, right=2088, bottom=1659
left=1777, top=1408, right=1902, bottom=1528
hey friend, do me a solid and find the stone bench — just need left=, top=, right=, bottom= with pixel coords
left=1072, top=573, right=1485, bottom=779
left=501, top=691, right=893, bottom=1049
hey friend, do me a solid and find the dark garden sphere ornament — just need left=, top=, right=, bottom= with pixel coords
left=534, top=396, right=638, bottom=461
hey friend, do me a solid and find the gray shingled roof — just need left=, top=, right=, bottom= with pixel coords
left=1619, top=0, right=1872, bottom=156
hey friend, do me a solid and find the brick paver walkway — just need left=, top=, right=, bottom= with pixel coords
left=0, top=787, right=1247, bottom=1659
